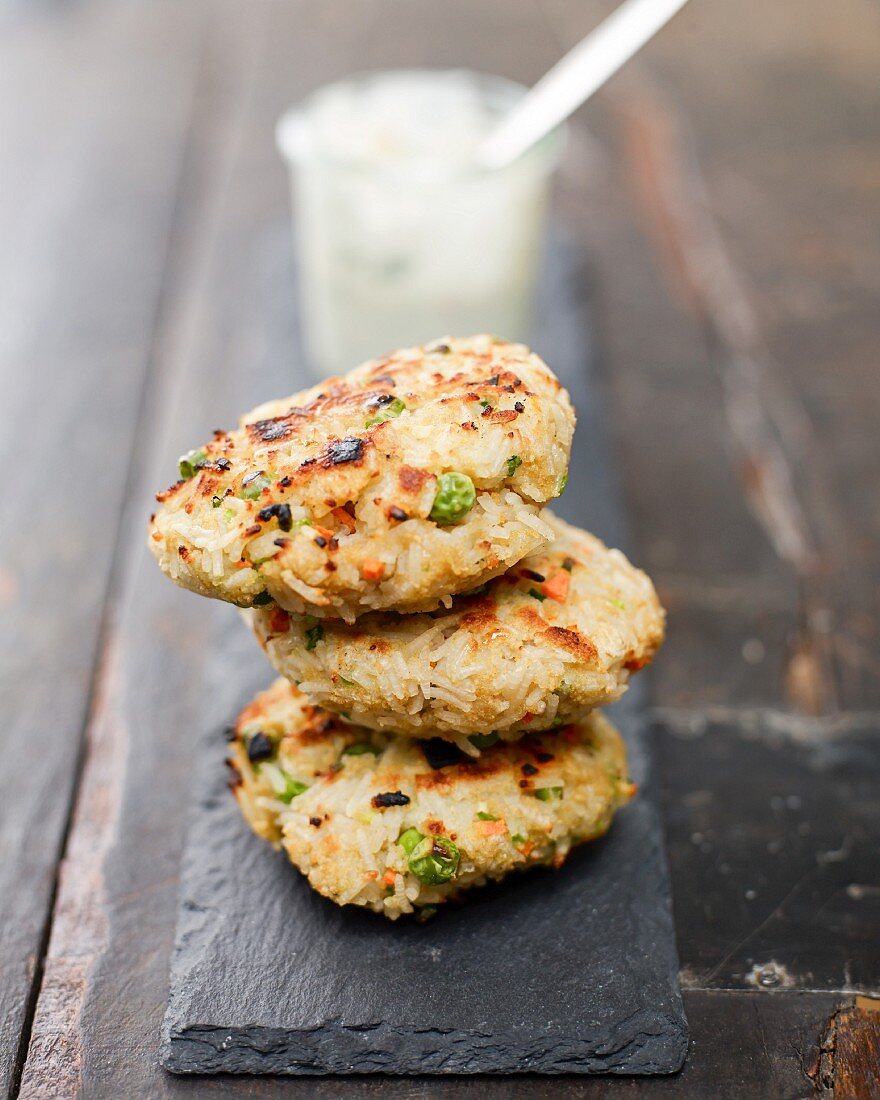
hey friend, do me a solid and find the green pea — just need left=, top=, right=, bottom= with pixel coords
left=240, top=471, right=271, bottom=499
left=407, top=835, right=460, bottom=885
left=534, top=786, right=564, bottom=802
left=179, top=449, right=208, bottom=480
left=398, top=827, right=424, bottom=857
left=365, top=397, right=406, bottom=427
left=429, top=472, right=476, bottom=524
left=279, top=772, right=308, bottom=803
left=506, top=455, right=522, bottom=477
left=468, top=731, right=499, bottom=749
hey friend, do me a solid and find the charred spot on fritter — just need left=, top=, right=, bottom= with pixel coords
left=544, top=625, right=598, bottom=663
left=415, top=755, right=505, bottom=791
left=246, top=731, right=275, bottom=763
left=371, top=791, right=411, bottom=809
left=458, top=596, right=499, bottom=630
left=257, top=502, right=292, bottom=531
left=321, top=437, right=366, bottom=466
left=419, top=739, right=469, bottom=770
left=398, top=465, right=433, bottom=494
left=249, top=415, right=296, bottom=443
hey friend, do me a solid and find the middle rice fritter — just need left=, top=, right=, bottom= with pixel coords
left=250, top=513, right=664, bottom=743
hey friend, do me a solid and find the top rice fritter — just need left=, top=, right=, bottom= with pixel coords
left=249, top=513, right=664, bottom=742
left=148, top=336, right=574, bottom=621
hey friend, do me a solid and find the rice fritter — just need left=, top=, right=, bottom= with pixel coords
left=228, top=678, right=634, bottom=919
left=249, top=513, right=664, bottom=742
left=149, top=336, right=574, bottom=622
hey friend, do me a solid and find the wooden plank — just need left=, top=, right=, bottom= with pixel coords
left=545, top=0, right=880, bottom=714
left=0, top=3, right=202, bottom=1093
left=16, top=0, right=880, bottom=1094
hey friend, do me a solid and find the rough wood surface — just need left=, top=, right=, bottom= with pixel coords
left=0, top=3, right=202, bottom=1094
left=4, top=0, right=878, bottom=1095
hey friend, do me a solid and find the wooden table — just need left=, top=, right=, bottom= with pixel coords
left=2, top=1, right=878, bottom=1095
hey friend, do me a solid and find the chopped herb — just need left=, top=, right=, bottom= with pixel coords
left=365, top=396, right=406, bottom=427
left=280, top=775, right=309, bottom=803
left=408, top=835, right=460, bottom=885
left=372, top=790, right=410, bottom=808
left=240, top=471, right=271, bottom=499
left=479, top=399, right=492, bottom=409
left=535, top=786, right=564, bottom=801
left=521, top=763, right=538, bottom=777
left=416, top=904, right=438, bottom=923
left=429, top=342, right=451, bottom=354
left=252, top=591, right=272, bottom=606
left=305, top=623, right=324, bottom=650
left=506, top=455, right=522, bottom=477
left=528, top=587, right=547, bottom=601
left=511, top=833, right=527, bottom=846
left=178, top=448, right=208, bottom=480
left=398, top=827, right=424, bottom=856
left=293, top=517, right=312, bottom=528
left=343, top=743, right=378, bottom=756
left=429, top=472, right=476, bottom=524
left=477, top=811, right=498, bottom=822
left=468, top=731, right=499, bottom=749
left=211, top=495, right=223, bottom=508
left=246, top=731, right=275, bottom=763
left=609, top=597, right=626, bottom=611
left=557, top=471, right=568, bottom=495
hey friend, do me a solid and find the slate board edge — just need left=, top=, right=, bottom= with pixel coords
left=162, top=1013, right=688, bottom=1076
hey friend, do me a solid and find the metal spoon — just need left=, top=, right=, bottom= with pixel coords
left=478, top=0, right=691, bottom=170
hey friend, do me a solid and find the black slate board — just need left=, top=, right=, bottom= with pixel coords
left=161, top=238, right=688, bottom=1075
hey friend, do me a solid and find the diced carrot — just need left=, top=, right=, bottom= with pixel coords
left=313, top=525, right=334, bottom=541
left=476, top=818, right=508, bottom=837
left=540, top=570, right=570, bottom=603
left=151, top=531, right=162, bottom=541
left=268, top=607, right=290, bottom=634
left=383, top=869, right=397, bottom=887
left=332, top=506, right=357, bottom=533
left=519, top=841, right=535, bottom=857
left=361, top=558, right=385, bottom=582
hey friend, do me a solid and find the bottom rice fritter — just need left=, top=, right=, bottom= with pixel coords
left=228, top=679, right=635, bottom=919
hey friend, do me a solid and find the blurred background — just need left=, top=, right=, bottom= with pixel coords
left=1, top=0, right=878, bottom=1095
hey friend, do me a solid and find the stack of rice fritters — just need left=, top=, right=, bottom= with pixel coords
left=149, top=336, right=664, bottom=919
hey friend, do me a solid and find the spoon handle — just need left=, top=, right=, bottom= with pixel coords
left=479, top=0, right=690, bottom=169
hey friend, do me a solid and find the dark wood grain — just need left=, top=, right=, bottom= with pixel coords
left=0, top=3, right=203, bottom=1093
left=7, top=0, right=879, bottom=1095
